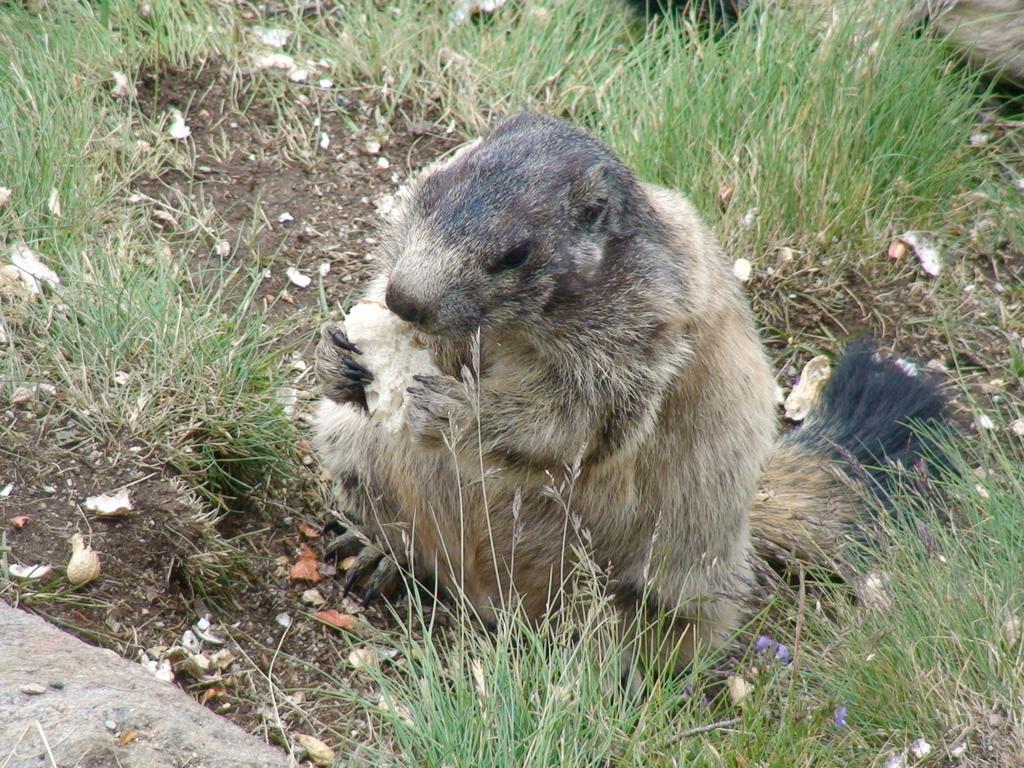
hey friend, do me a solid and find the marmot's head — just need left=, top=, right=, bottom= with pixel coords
left=380, top=112, right=657, bottom=338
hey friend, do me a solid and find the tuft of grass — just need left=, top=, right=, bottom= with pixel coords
left=0, top=3, right=299, bottom=502
left=330, top=427, right=1023, bottom=767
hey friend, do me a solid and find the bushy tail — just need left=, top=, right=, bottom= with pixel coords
left=750, top=338, right=949, bottom=569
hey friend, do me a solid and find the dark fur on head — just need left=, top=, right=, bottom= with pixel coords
left=381, top=112, right=665, bottom=338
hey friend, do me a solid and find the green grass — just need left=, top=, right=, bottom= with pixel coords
left=0, top=2, right=298, bottom=501
left=334, top=430, right=1024, bottom=766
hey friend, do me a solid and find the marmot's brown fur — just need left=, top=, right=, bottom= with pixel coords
left=312, top=112, right=947, bottom=671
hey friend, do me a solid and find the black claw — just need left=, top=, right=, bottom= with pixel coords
left=324, top=530, right=368, bottom=561
left=406, top=387, right=424, bottom=397
left=361, top=557, right=402, bottom=606
left=328, top=326, right=360, bottom=354
left=322, top=519, right=348, bottom=537
left=342, top=551, right=382, bottom=598
left=342, top=569, right=361, bottom=599
left=340, top=363, right=373, bottom=383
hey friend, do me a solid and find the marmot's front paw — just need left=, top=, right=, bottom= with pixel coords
left=315, top=324, right=373, bottom=409
left=405, top=374, right=468, bottom=446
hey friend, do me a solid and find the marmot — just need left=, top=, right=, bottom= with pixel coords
left=311, top=112, right=947, bottom=671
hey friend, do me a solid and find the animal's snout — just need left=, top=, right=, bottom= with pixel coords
left=385, top=282, right=427, bottom=325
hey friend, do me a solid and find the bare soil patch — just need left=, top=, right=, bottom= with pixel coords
left=135, top=64, right=457, bottom=324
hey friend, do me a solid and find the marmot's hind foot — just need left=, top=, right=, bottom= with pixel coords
left=324, top=526, right=404, bottom=606
left=315, top=324, right=373, bottom=409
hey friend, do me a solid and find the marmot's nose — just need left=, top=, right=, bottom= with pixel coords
left=385, top=282, right=424, bottom=324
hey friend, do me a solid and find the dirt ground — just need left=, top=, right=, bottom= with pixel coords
left=0, top=64, right=458, bottom=752
left=1, top=61, right=1021, bottom=757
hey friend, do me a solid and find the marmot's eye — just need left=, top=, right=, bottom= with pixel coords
left=491, top=242, right=530, bottom=272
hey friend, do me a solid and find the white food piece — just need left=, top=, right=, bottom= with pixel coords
left=0, top=483, right=11, bottom=497
left=66, top=533, right=101, bottom=585
left=732, top=258, right=752, bottom=282
left=301, top=588, right=325, bottom=607
left=211, top=648, right=235, bottom=670
left=167, top=109, right=191, bottom=140
left=139, top=652, right=175, bottom=683
left=254, top=26, right=292, bottom=48
left=111, top=71, right=133, bottom=98
left=181, top=629, right=201, bottom=654
left=783, top=355, right=831, bottom=422
left=1011, top=418, right=1024, bottom=437
left=288, top=67, right=310, bottom=83
left=348, top=647, right=378, bottom=672
left=377, top=692, right=414, bottom=725
left=285, top=267, right=310, bottom=288
left=341, top=300, right=439, bottom=432
left=896, top=231, right=941, bottom=277
left=47, top=188, right=61, bottom=217
left=83, top=488, right=133, bottom=517
left=296, top=734, right=336, bottom=767
left=254, top=53, right=295, bottom=71
left=319, top=131, right=330, bottom=150
left=909, top=739, right=932, bottom=759
left=727, top=675, right=750, bottom=707
left=10, top=243, right=60, bottom=295
left=0, top=186, right=11, bottom=211
left=10, top=564, right=53, bottom=580
left=453, top=0, right=511, bottom=24
left=975, top=413, right=995, bottom=431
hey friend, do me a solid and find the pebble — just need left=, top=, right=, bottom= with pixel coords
left=20, top=683, right=47, bottom=695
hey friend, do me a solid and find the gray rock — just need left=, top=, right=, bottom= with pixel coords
left=0, top=600, right=291, bottom=768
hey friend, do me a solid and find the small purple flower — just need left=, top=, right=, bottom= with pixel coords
left=754, top=635, right=773, bottom=654
left=834, top=704, right=848, bottom=728
left=774, top=643, right=791, bottom=665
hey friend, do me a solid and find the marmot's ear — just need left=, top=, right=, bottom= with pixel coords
left=569, top=163, right=635, bottom=238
